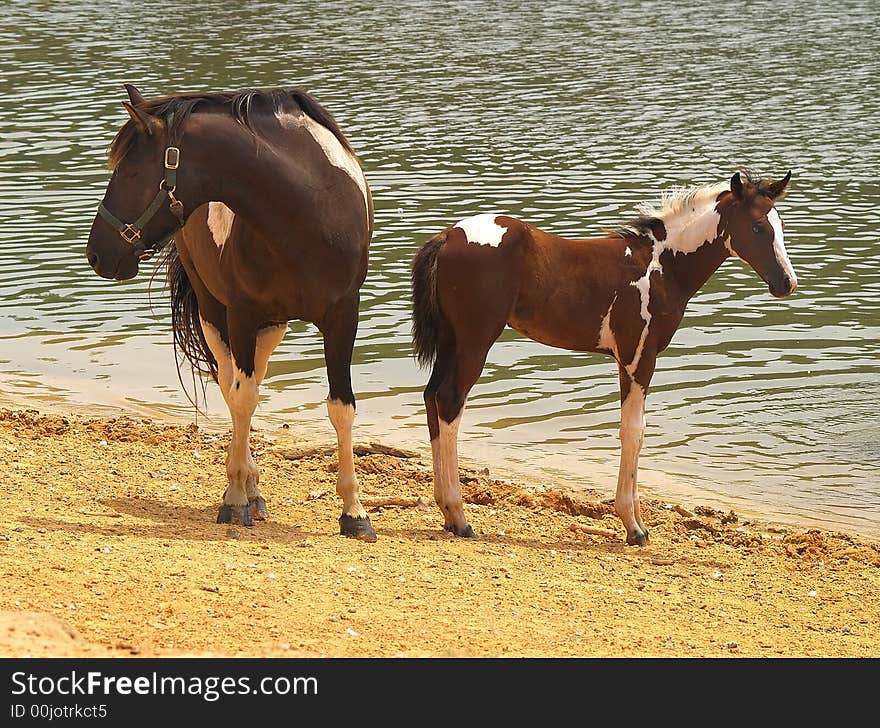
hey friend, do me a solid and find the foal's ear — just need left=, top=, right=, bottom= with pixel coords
left=764, top=170, right=792, bottom=200
left=122, top=101, right=158, bottom=136
left=730, top=171, right=746, bottom=199
left=123, top=83, right=146, bottom=107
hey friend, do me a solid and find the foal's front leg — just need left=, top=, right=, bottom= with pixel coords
left=615, top=361, right=653, bottom=546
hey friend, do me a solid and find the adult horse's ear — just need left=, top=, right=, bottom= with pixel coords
left=123, top=83, right=146, bottom=107
left=122, top=101, right=157, bottom=136
left=764, top=170, right=792, bottom=200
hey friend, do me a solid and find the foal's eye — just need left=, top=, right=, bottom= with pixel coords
left=751, top=222, right=763, bottom=234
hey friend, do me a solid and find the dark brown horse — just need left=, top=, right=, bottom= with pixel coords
left=86, top=84, right=377, bottom=541
left=411, top=170, right=796, bottom=545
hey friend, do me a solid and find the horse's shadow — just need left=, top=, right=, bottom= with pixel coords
left=19, top=498, right=728, bottom=570
left=19, top=496, right=323, bottom=545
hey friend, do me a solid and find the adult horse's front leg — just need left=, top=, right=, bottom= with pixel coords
left=215, top=315, right=287, bottom=527
left=615, top=359, right=654, bottom=546
left=320, top=296, right=376, bottom=542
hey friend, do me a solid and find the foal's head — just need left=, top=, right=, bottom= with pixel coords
left=719, top=170, right=796, bottom=298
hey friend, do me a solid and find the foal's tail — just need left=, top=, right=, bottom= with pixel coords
left=164, top=246, right=218, bottom=384
left=410, top=234, right=445, bottom=369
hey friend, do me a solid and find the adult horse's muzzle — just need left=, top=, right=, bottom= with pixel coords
left=85, top=218, right=141, bottom=281
left=87, top=144, right=184, bottom=281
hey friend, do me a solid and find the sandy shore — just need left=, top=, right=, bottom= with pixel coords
left=0, top=406, right=878, bottom=658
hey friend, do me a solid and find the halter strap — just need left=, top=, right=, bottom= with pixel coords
left=96, top=113, right=185, bottom=261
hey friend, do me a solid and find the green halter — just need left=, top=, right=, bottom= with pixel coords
left=96, top=114, right=185, bottom=261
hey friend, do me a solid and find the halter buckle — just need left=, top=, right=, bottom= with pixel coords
left=164, top=146, right=180, bottom=170
left=120, top=224, right=142, bottom=244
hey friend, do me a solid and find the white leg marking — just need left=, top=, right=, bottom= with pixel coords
left=454, top=213, right=508, bottom=247
left=327, top=399, right=365, bottom=518
left=207, top=202, right=235, bottom=250
left=437, top=406, right=467, bottom=529
left=225, top=367, right=259, bottom=506
left=253, top=324, right=287, bottom=384
left=430, top=437, right=444, bottom=509
left=768, top=209, right=797, bottom=290
left=199, top=317, right=233, bottom=396
left=615, top=383, right=646, bottom=538
left=275, top=110, right=369, bottom=219
left=201, top=320, right=286, bottom=504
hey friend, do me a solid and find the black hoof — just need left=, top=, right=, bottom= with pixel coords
left=626, top=528, right=649, bottom=546
left=444, top=523, right=476, bottom=538
left=249, top=496, right=269, bottom=521
left=217, top=504, right=254, bottom=527
left=339, top=514, right=377, bottom=543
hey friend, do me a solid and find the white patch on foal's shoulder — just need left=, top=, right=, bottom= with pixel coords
left=275, top=110, right=369, bottom=216
left=454, top=213, right=508, bottom=247
left=597, top=296, right=619, bottom=355
left=207, top=202, right=235, bottom=249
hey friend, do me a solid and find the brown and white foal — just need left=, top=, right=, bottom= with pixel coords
left=411, top=170, right=796, bottom=545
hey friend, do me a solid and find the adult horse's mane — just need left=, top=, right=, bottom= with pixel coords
left=108, top=87, right=356, bottom=168
left=612, top=169, right=782, bottom=239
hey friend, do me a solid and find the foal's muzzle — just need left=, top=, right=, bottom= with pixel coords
left=769, top=274, right=797, bottom=298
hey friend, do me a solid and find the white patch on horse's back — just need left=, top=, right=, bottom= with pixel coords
left=454, top=213, right=508, bottom=247
left=275, top=110, right=369, bottom=216
left=768, top=208, right=797, bottom=289
left=207, top=202, right=234, bottom=249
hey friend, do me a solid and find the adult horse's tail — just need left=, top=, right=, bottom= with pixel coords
left=164, top=246, right=218, bottom=384
left=410, top=234, right=445, bottom=369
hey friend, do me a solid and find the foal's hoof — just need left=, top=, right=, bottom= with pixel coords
left=626, top=528, right=649, bottom=547
left=339, top=514, right=377, bottom=543
left=445, top=523, right=476, bottom=538
left=217, top=504, right=254, bottom=527
left=249, top=496, right=269, bottom=521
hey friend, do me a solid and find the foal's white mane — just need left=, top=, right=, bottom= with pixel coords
left=635, top=181, right=729, bottom=222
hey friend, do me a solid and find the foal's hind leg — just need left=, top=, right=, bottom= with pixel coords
left=432, top=341, right=497, bottom=537
left=423, top=327, right=455, bottom=522
left=320, top=295, right=376, bottom=542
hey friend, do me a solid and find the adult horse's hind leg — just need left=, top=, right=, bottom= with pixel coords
left=215, top=313, right=287, bottom=527
left=320, top=294, right=376, bottom=542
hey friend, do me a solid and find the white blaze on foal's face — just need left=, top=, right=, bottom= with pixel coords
left=455, top=213, right=508, bottom=247
left=767, top=208, right=797, bottom=290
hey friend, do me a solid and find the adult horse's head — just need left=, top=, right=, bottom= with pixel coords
left=720, top=169, right=797, bottom=298
left=86, top=84, right=190, bottom=280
